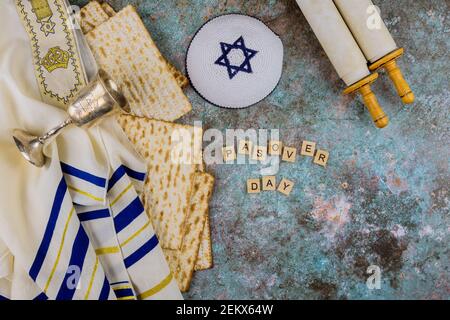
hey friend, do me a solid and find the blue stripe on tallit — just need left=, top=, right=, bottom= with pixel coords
left=110, top=280, right=129, bottom=286
left=29, top=178, right=67, bottom=281
left=99, top=277, right=111, bottom=300
left=0, top=295, right=9, bottom=300
left=108, top=166, right=126, bottom=191
left=33, top=292, right=48, bottom=300
left=108, top=165, right=146, bottom=191
left=113, top=197, right=144, bottom=233
left=78, top=208, right=110, bottom=222
left=56, top=226, right=90, bottom=300
left=114, top=288, right=134, bottom=298
left=61, top=162, right=106, bottom=188
left=124, top=234, right=159, bottom=268
left=123, top=166, right=146, bottom=182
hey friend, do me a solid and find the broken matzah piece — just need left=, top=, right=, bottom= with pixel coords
left=101, top=2, right=116, bottom=17
left=118, top=114, right=202, bottom=250
left=194, top=211, right=213, bottom=271
left=85, top=5, right=191, bottom=121
left=78, top=0, right=109, bottom=34
left=164, top=173, right=215, bottom=292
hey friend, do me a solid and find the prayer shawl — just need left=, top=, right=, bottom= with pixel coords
left=0, top=0, right=182, bottom=300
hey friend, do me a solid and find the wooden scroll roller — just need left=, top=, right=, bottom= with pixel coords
left=343, top=73, right=388, bottom=128
left=296, top=0, right=388, bottom=128
left=369, top=48, right=414, bottom=104
left=334, top=0, right=414, bottom=104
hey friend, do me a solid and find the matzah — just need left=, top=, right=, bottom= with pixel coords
left=194, top=161, right=213, bottom=271
left=166, top=63, right=189, bottom=89
left=164, top=173, right=214, bottom=292
left=78, top=1, right=109, bottom=34
left=101, top=2, right=116, bottom=17
left=79, top=2, right=189, bottom=89
left=195, top=212, right=213, bottom=271
left=118, top=114, right=202, bottom=249
left=86, top=5, right=191, bottom=121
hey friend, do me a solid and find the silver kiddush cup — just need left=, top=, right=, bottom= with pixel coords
left=12, top=69, right=129, bottom=167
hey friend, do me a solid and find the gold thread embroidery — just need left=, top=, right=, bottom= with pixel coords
left=137, top=273, right=173, bottom=300
left=15, top=0, right=87, bottom=108
left=120, top=220, right=151, bottom=247
left=30, top=0, right=56, bottom=36
left=84, top=256, right=99, bottom=300
left=41, top=46, right=70, bottom=72
left=30, top=0, right=52, bottom=20
left=95, top=246, right=120, bottom=255
left=43, top=207, right=75, bottom=293
left=67, top=185, right=104, bottom=202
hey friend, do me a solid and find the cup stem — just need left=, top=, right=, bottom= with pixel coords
left=38, top=118, right=74, bottom=144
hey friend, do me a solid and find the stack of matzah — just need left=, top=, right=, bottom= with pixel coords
left=163, top=173, right=214, bottom=291
left=80, top=1, right=214, bottom=292
left=117, top=116, right=203, bottom=249
left=118, top=115, right=215, bottom=292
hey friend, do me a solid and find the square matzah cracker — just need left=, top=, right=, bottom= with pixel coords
left=118, top=114, right=202, bottom=249
left=164, top=173, right=214, bottom=292
left=80, top=2, right=189, bottom=89
left=86, top=5, right=191, bottom=121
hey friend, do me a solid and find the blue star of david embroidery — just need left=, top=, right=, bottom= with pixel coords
left=214, top=36, right=258, bottom=79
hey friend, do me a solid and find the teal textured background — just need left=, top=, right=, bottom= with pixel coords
left=71, top=0, right=449, bottom=299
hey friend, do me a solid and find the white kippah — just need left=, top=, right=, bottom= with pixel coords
left=186, top=14, right=284, bottom=109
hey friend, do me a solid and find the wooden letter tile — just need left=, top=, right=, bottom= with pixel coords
left=247, top=178, right=261, bottom=194
left=222, top=146, right=236, bottom=162
left=268, top=140, right=282, bottom=156
left=313, top=149, right=329, bottom=167
left=251, top=145, right=267, bottom=162
left=300, top=140, right=316, bottom=157
left=282, top=146, right=297, bottom=163
left=262, top=176, right=276, bottom=191
left=238, top=140, right=253, bottom=155
left=277, top=178, right=294, bottom=196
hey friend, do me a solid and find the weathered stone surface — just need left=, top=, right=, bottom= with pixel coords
left=71, top=0, right=449, bottom=299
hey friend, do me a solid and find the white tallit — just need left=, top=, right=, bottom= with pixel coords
left=0, top=0, right=181, bottom=300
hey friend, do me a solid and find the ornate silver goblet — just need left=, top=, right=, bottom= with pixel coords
left=12, top=69, right=129, bottom=167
